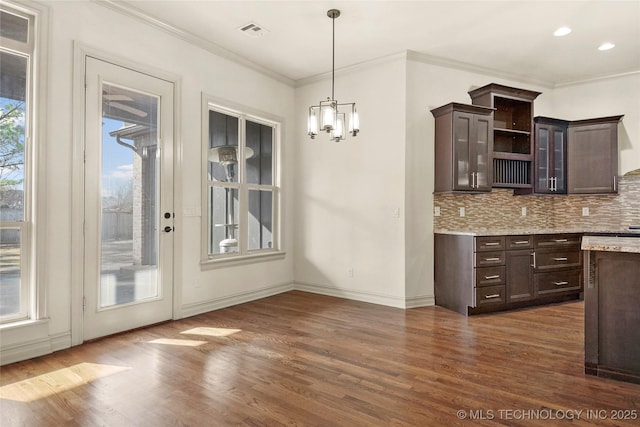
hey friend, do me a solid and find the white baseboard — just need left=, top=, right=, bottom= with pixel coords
left=50, top=332, right=72, bottom=352
left=294, top=281, right=408, bottom=308
left=180, top=281, right=295, bottom=318
left=1, top=338, right=52, bottom=366
left=405, top=294, right=435, bottom=308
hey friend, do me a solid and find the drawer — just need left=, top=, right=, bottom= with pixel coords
left=475, top=285, right=506, bottom=307
left=475, top=251, right=505, bottom=267
left=475, top=236, right=505, bottom=252
left=535, top=270, right=582, bottom=296
left=506, top=235, right=533, bottom=250
left=534, top=250, right=581, bottom=271
left=534, top=234, right=581, bottom=249
left=476, top=266, right=506, bottom=287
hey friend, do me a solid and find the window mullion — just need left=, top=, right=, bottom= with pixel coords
left=238, top=116, right=248, bottom=255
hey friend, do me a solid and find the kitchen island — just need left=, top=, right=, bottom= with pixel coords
left=582, top=236, right=640, bottom=384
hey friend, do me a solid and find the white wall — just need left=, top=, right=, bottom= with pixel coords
left=293, top=55, right=408, bottom=307
left=551, top=74, right=640, bottom=174
left=1, top=0, right=295, bottom=364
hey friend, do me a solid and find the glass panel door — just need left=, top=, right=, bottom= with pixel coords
left=453, top=112, right=471, bottom=190
left=84, top=57, right=174, bottom=341
left=553, top=129, right=565, bottom=193
left=100, top=84, right=159, bottom=308
left=537, top=128, right=549, bottom=192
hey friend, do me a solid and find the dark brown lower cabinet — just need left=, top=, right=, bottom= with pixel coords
left=584, top=251, right=640, bottom=384
left=506, top=250, right=534, bottom=302
left=435, top=232, right=582, bottom=315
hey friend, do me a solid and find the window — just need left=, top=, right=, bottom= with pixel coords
left=0, top=3, right=35, bottom=323
left=203, top=98, right=281, bottom=264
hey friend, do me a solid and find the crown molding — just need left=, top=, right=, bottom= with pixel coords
left=406, top=50, right=554, bottom=89
left=94, top=0, right=295, bottom=87
left=553, top=70, right=640, bottom=89
left=295, top=51, right=409, bottom=88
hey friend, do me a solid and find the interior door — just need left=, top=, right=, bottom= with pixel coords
left=83, top=57, right=174, bottom=341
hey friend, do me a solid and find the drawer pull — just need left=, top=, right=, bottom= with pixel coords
left=553, top=239, right=568, bottom=243
left=552, top=257, right=568, bottom=262
left=485, top=294, right=501, bottom=299
left=484, top=242, right=501, bottom=246
left=484, top=275, right=500, bottom=280
left=514, top=240, right=529, bottom=245
left=484, top=257, right=501, bottom=262
left=554, top=281, right=569, bottom=286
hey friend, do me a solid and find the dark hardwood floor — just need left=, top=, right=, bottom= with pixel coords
left=1, top=291, right=639, bottom=426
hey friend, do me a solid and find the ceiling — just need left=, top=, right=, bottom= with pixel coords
left=113, top=0, right=640, bottom=86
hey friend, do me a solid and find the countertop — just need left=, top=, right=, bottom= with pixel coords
left=434, top=228, right=639, bottom=237
left=581, top=236, right=640, bottom=254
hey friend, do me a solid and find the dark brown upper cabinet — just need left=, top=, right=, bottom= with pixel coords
left=468, top=84, right=541, bottom=190
left=431, top=103, right=494, bottom=193
left=567, top=116, right=623, bottom=194
left=534, top=117, right=569, bottom=194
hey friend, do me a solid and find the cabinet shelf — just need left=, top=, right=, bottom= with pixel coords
left=469, top=83, right=541, bottom=189
left=494, top=127, right=531, bottom=136
left=493, top=152, right=531, bottom=161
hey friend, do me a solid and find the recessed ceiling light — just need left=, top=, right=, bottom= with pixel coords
left=598, top=42, right=615, bottom=51
left=554, top=26, right=572, bottom=37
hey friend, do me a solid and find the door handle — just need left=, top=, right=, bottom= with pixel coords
left=163, top=226, right=174, bottom=233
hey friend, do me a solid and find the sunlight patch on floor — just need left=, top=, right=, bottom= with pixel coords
left=0, top=362, right=130, bottom=403
left=148, top=338, right=207, bottom=347
left=181, top=327, right=242, bottom=337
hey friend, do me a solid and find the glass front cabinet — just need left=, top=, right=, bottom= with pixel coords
left=534, top=117, right=569, bottom=194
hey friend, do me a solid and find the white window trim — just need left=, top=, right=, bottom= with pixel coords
left=0, top=0, right=49, bottom=327
left=200, top=94, right=284, bottom=268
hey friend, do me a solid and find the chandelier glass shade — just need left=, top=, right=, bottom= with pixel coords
left=307, top=9, right=359, bottom=142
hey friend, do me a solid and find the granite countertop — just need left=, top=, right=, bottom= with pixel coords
left=434, top=228, right=638, bottom=237
left=581, top=236, right=640, bottom=254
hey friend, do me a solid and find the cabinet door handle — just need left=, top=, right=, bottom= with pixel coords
left=485, top=294, right=501, bottom=299
left=484, top=257, right=501, bottom=262
left=553, top=239, right=568, bottom=243
left=552, top=257, right=568, bottom=262
left=513, top=240, right=529, bottom=245
left=484, top=275, right=500, bottom=280
left=531, top=252, right=537, bottom=268
left=484, top=242, right=501, bottom=246
left=613, top=175, right=617, bottom=192
left=553, top=281, right=569, bottom=286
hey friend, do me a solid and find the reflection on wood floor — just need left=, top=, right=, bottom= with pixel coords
left=1, top=291, right=639, bottom=426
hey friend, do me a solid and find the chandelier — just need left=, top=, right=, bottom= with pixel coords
left=307, top=9, right=359, bottom=142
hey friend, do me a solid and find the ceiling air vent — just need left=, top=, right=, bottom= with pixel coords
left=238, top=22, right=269, bottom=38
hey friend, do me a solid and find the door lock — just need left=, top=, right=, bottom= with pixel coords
left=163, top=226, right=174, bottom=233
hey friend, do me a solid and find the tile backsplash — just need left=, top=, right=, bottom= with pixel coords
left=434, top=174, right=640, bottom=232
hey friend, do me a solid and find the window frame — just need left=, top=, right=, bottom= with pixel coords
left=0, top=0, right=47, bottom=325
left=201, top=94, right=284, bottom=267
